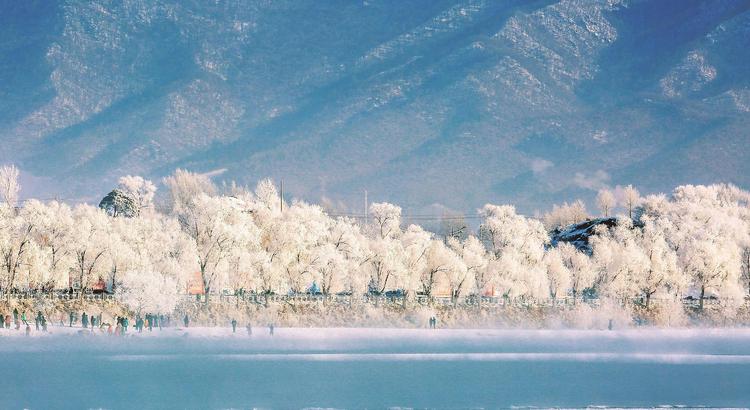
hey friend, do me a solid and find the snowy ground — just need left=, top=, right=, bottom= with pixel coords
left=2, top=325, right=750, bottom=408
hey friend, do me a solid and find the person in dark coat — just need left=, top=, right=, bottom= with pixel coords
left=69, top=311, right=75, bottom=327
left=81, top=312, right=89, bottom=328
left=183, top=314, right=189, bottom=328
left=12, top=308, right=18, bottom=324
left=231, top=319, right=237, bottom=333
left=269, top=323, right=274, bottom=336
left=246, top=323, right=252, bottom=336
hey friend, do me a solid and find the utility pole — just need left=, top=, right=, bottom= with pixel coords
left=364, top=189, right=368, bottom=224
left=280, top=179, right=284, bottom=213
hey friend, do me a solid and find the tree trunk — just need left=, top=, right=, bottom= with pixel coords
left=111, top=269, right=117, bottom=293
left=78, top=267, right=85, bottom=301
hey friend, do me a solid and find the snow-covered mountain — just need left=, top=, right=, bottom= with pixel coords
left=1, top=0, right=749, bottom=213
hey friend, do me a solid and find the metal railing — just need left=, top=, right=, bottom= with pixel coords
left=2, top=291, right=746, bottom=309
left=1, top=292, right=114, bottom=302
left=175, top=293, right=749, bottom=309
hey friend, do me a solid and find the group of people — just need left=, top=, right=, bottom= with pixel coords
left=71, top=311, right=174, bottom=336
left=228, top=319, right=276, bottom=337
left=0, top=308, right=47, bottom=335
left=428, top=316, right=439, bottom=329
left=3, top=308, right=283, bottom=337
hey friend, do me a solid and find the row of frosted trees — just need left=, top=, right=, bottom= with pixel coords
left=0, top=166, right=748, bottom=313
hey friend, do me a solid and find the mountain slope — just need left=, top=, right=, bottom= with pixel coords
left=2, top=0, right=749, bottom=212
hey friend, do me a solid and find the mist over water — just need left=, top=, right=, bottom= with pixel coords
left=2, top=327, right=750, bottom=408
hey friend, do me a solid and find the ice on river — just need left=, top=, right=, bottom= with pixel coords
left=1, top=325, right=750, bottom=408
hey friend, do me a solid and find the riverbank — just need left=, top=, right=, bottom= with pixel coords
left=2, top=296, right=750, bottom=330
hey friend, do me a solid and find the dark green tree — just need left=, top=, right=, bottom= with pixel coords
left=99, top=189, right=139, bottom=218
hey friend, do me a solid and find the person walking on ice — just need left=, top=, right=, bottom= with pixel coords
left=231, top=319, right=237, bottom=333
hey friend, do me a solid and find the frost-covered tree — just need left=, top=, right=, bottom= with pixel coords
left=639, top=184, right=749, bottom=308
left=178, top=194, right=258, bottom=300
left=558, top=242, right=595, bottom=301
left=544, top=246, right=570, bottom=299
left=480, top=205, right=549, bottom=299
left=104, top=217, right=137, bottom=292
left=69, top=205, right=111, bottom=295
left=420, top=238, right=462, bottom=297
left=314, top=217, right=366, bottom=295
left=116, top=270, right=179, bottom=315
left=276, top=202, right=328, bottom=294
left=369, top=202, right=402, bottom=239
left=366, top=235, right=405, bottom=295
left=22, top=200, right=74, bottom=290
left=0, top=165, right=20, bottom=210
left=163, top=169, right=217, bottom=216
left=591, top=218, right=646, bottom=300
left=0, top=204, right=33, bottom=292
left=118, top=175, right=157, bottom=213
left=635, top=217, right=681, bottom=306
left=400, top=225, right=432, bottom=297
left=680, top=235, right=743, bottom=308
left=618, top=185, right=641, bottom=219
left=596, top=188, right=616, bottom=217
left=447, top=236, right=486, bottom=301
left=543, top=200, right=588, bottom=230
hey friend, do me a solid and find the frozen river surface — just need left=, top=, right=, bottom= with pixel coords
left=1, top=326, right=750, bottom=408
